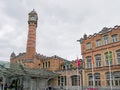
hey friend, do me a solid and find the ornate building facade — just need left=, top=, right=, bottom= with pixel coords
left=79, top=25, right=120, bottom=89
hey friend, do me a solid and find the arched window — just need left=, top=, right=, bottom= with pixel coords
left=86, top=56, right=92, bottom=68
left=71, top=75, right=80, bottom=86
left=116, top=50, right=120, bottom=64
left=95, top=54, right=102, bottom=67
left=105, top=52, right=112, bottom=66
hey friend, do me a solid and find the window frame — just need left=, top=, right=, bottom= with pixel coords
left=105, top=52, right=112, bottom=66
left=103, top=35, right=109, bottom=45
left=71, top=75, right=80, bottom=86
left=86, top=56, right=92, bottom=68
left=116, top=50, right=120, bottom=64
left=95, top=54, right=102, bottom=67
left=96, top=39, right=102, bottom=47
left=112, top=34, right=118, bottom=43
left=86, top=42, right=92, bottom=50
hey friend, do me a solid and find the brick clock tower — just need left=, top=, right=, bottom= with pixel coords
left=26, top=9, right=38, bottom=60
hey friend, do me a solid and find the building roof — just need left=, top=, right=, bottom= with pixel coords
left=78, top=25, right=120, bottom=43
left=0, top=63, right=58, bottom=78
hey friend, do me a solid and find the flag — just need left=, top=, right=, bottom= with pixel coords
left=77, top=59, right=81, bottom=68
left=107, top=49, right=112, bottom=62
left=65, top=60, right=69, bottom=70
left=92, top=52, right=94, bottom=64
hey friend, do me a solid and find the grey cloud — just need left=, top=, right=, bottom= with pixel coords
left=1, top=0, right=120, bottom=61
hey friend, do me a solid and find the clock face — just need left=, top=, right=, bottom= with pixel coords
left=30, top=16, right=35, bottom=21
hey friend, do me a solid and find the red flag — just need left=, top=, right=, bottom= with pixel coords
left=78, top=59, right=81, bottom=67
left=77, top=57, right=81, bottom=67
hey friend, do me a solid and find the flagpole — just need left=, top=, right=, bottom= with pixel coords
left=92, top=62, right=95, bottom=89
left=66, top=68, right=68, bottom=90
left=107, top=49, right=112, bottom=90
left=91, top=52, right=95, bottom=89
left=77, top=57, right=80, bottom=90
left=77, top=67, right=80, bottom=90
left=65, top=60, right=68, bottom=90
left=108, top=61, right=112, bottom=90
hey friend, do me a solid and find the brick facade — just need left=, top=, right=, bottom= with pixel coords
left=79, top=26, right=120, bottom=88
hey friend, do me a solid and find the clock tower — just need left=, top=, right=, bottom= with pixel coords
left=26, top=9, right=38, bottom=60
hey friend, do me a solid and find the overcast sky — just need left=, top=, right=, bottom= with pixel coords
left=0, top=0, right=120, bottom=61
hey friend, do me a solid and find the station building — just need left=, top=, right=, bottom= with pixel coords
left=78, top=25, right=120, bottom=89
left=9, top=10, right=120, bottom=90
left=10, top=10, right=82, bottom=90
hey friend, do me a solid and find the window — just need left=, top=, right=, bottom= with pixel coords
left=95, top=54, right=102, bottom=67
left=48, top=61, right=50, bottom=67
left=43, top=63, right=44, bottom=68
left=46, top=62, right=47, bottom=68
left=88, top=74, right=93, bottom=86
left=88, top=73, right=101, bottom=86
left=96, top=39, right=102, bottom=47
left=105, top=52, right=112, bottom=66
left=86, top=43, right=91, bottom=49
left=106, top=72, right=113, bottom=86
left=116, top=50, right=120, bottom=64
left=104, top=35, right=109, bottom=45
left=86, top=56, right=92, bottom=68
left=70, top=64, right=73, bottom=69
left=94, top=73, right=101, bottom=86
left=71, top=75, right=80, bottom=86
left=112, top=34, right=118, bottom=43
left=58, top=76, right=66, bottom=86
left=113, top=71, right=120, bottom=86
